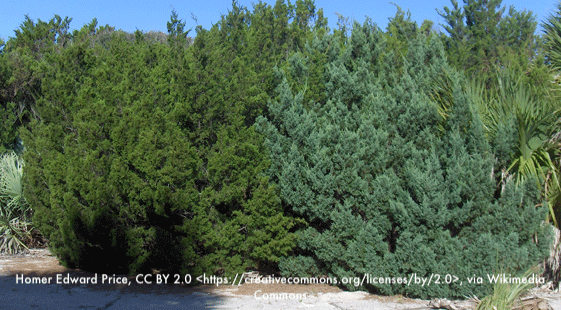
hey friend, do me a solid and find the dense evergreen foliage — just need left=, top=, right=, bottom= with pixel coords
left=0, top=16, right=73, bottom=154
left=438, top=0, right=538, bottom=79
left=18, top=1, right=324, bottom=275
left=257, top=20, right=551, bottom=298
left=0, top=0, right=557, bottom=299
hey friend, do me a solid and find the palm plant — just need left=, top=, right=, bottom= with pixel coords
left=545, top=2, right=561, bottom=71
left=428, top=67, right=459, bottom=132
left=0, top=211, right=31, bottom=254
left=0, top=152, right=32, bottom=253
left=472, top=69, right=561, bottom=226
left=476, top=265, right=541, bottom=310
left=544, top=0, right=561, bottom=228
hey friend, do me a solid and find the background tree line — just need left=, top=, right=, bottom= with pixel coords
left=1, top=0, right=561, bottom=299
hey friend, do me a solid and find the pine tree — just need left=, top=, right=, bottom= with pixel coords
left=438, top=0, right=537, bottom=80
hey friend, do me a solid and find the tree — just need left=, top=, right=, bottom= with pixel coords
left=167, top=9, right=190, bottom=49
left=438, top=0, right=537, bottom=80
left=0, top=15, right=73, bottom=154
left=0, top=49, right=20, bottom=154
left=437, top=0, right=561, bottom=228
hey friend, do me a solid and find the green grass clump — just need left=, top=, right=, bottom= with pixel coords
left=476, top=266, right=539, bottom=310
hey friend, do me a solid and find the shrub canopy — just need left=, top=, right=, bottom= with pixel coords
left=257, top=21, right=551, bottom=298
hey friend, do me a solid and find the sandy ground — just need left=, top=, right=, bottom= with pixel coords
left=1, top=249, right=560, bottom=310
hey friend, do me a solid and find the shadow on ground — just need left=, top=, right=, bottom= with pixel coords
left=0, top=269, right=226, bottom=310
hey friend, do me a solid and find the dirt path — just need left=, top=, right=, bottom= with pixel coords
left=1, top=249, right=560, bottom=310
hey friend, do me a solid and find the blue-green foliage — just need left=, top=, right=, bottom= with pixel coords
left=257, top=21, right=551, bottom=298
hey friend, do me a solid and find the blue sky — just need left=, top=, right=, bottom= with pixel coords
left=1, top=0, right=558, bottom=41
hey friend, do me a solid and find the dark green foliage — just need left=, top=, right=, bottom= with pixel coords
left=0, top=65, right=20, bottom=154
left=167, top=9, right=190, bottom=50
left=23, top=29, right=197, bottom=273
left=0, top=15, right=72, bottom=154
left=0, top=38, right=15, bottom=153
left=167, top=0, right=324, bottom=273
left=257, top=22, right=551, bottom=298
left=438, top=0, right=537, bottom=81
left=383, top=5, right=435, bottom=79
left=22, top=7, right=301, bottom=275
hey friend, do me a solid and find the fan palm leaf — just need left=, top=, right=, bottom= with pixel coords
left=545, top=2, right=561, bottom=71
left=0, top=152, right=32, bottom=253
left=0, top=152, right=28, bottom=214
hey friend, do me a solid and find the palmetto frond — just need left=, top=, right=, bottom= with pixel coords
left=545, top=3, right=561, bottom=71
left=0, top=152, right=27, bottom=214
left=0, top=152, right=31, bottom=253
